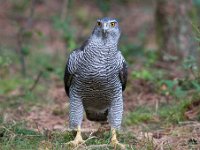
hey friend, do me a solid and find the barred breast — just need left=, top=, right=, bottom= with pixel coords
left=71, top=42, right=122, bottom=113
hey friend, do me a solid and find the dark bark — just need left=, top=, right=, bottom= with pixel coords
left=16, top=27, right=26, bottom=76
left=155, top=0, right=198, bottom=61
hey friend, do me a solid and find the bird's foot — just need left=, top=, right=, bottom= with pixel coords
left=111, top=139, right=126, bottom=150
left=65, top=138, right=85, bottom=147
left=64, top=126, right=85, bottom=149
left=110, top=128, right=126, bottom=150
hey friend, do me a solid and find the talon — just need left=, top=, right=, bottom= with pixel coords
left=110, top=128, right=126, bottom=150
left=111, top=139, right=126, bottom=150
left=65, top=126, right=85, bottom=148
left=67, top=138, right=84, bottom=146
left=65, top=139, right=85, bottom=148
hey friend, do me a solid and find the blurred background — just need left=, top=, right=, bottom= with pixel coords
left=0, top=0, right=200, bottom=149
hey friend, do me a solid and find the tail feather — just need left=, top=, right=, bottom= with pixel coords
left=85, top=109, right=108, bottom=122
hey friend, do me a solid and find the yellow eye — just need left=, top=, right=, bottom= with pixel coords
left=97, top=21, right=101, bottom=26
left=110, top=22, right=116, bottom=27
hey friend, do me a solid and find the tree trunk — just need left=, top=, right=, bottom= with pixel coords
left=155, top=0, right=198, bottom=62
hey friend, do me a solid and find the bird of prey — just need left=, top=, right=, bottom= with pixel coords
left=64, top=17, right=128, bottom=148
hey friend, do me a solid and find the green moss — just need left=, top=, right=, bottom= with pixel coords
left=125, top=99, right=195, bottom=125
left=0, top=77, right=33, bottom=94
left=0, top=122, right=44, bottom=150
left=125, top=107, right=153, bottom=125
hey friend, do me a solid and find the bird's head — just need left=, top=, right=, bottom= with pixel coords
left=91, top=17, right=121, bottom=44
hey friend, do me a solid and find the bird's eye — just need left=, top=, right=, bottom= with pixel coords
left=97, top=21, right=101, bottom=26
left=110, top=22, right=116, bottom=27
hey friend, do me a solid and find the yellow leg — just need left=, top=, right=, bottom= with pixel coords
left=110, top=128, right=126, bottom=150
left=66, top=126, right=84, bottom=147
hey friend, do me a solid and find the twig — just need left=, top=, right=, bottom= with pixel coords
left=16, top=27, right=26, bottom=76
left=73, top=135, right=97, bottom=150
left=62, top=128, right=98, bottom=133
left=15, top=0, right=36, bottom=76
left=3, top=71, right=42, bottom=98
left=29, top=71, right=43, bottom=92
left=86, top=144, right=110, bottom=150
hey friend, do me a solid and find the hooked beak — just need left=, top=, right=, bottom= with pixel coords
left=102, top=23, right=109, bottom=35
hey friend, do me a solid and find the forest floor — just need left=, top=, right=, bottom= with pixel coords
left=0, top=0, right=200, bottom=149
left=1, top=70, right=200, bottom=149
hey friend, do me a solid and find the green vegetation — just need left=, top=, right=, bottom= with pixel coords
left=0, top=121, right=137, bottom=149
left=125, top=98, right=199, bottom=125
left=0, top=122, right=43, bottom=150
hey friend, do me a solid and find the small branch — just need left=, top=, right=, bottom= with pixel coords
left=4, top=71, right=42, bottom=98
left=16, top=27, right=26, bottom=76
left=15, top=0, right=36, bottom=76
left=29, top=71, right=43, bottom=92
left=62, top=128, right=98, bottom=133
left=86, top=144, right=111, bottom=150
left=73, top=136, right=97, bottom=150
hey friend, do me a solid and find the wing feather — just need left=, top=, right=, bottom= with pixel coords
left=64, top=40, right=88, bottom=97
left=64, top=59, right=73, bottom=97
left=119, top=61, right=128, bottom=91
